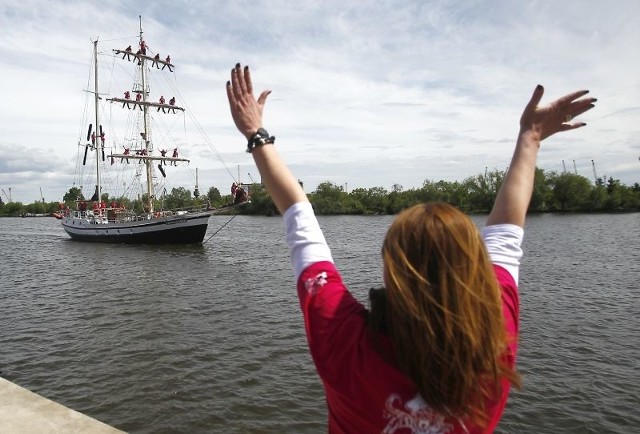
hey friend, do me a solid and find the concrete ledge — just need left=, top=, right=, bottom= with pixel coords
left=0, top=377, right=124, bottom=433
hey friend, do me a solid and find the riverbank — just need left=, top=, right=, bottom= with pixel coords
left=0, top=377, right=123, bottom=433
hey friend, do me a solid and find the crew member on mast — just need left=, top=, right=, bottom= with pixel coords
left=135, top=92, right=142, bottom=110
left=169, top=97, right=176, bottom=113
left=139, top=148, right=147, bottom=164
left=171, top=147, right=178, bottom=166
left=135, top=40, right=147, bottom=65
left=162, top=55, right=173, bottom=72
left=160, top=149, right=167, bottom=165
left=158, top=95, right=165, bottom=112
left=123, top=91, right=131, bottom=108
left=121, top=147, right=130, bottom=164
left=122, top=45, right=132, bottom=60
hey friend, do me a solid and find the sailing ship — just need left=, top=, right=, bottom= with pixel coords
left=62, top=21, right=240, bottom=244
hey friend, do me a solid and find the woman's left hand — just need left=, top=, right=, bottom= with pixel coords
left=226, top=63, right=271, bottom=140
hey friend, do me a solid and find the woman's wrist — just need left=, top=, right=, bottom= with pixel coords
left=517, top=129, right=541, bottom=149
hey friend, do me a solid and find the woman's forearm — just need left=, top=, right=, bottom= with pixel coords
left=251, top=143, right=308, bottom=215
left=486, top=132, right=540, bottom=228
left=486, top=85, right=595, bottom=228
left=226, top=64, right=309, bottom=214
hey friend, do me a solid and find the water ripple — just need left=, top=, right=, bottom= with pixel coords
left=1, top=214, right=638, bottom=433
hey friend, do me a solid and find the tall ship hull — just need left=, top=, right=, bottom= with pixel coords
left=61, top=211, right=210, bottom=244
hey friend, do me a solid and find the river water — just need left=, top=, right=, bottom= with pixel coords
left=0, top=213, right=638, bottom=433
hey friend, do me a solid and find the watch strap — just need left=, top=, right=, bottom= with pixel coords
left=247, top=128, right=276, bottom=153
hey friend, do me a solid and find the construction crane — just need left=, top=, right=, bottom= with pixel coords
left=193, top=168, right=200, bottom=198
left=247, top=172, right=256, bottom=183
left=1, top=188, right=11, bottom=202
left=40, top=187, right=45, bottom=203
left=591, top=160, right=599, bottom=185
left=573, top=159, right=578, bottom=175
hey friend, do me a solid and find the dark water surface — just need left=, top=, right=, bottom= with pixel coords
left=0, top=213, right=638, bottom=433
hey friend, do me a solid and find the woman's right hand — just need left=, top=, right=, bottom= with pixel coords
left=519, top=85, right=596, bottom=142
left=487, top=86, right=596, bottom=227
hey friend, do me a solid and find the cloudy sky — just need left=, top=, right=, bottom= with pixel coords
left=1, top=0, right=638, bottom=204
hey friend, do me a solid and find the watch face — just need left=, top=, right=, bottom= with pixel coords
left=257, top=128, right=269, bottom=137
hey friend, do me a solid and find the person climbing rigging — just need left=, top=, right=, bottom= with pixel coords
left=233, top=185, right=248, bottom=204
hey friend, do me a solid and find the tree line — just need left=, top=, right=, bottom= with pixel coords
left=241, top=169, right=640, bottom=216
left=239, top=168, right=640, bottom=215
left=1, top=168, right=639, bottom=217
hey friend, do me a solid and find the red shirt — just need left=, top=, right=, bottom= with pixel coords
left=297, top=261, right=519, bottom=434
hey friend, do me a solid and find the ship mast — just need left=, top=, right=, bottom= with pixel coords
left=138, top=16, right=154, bottom=214
left=93, top=39, right=101, bottom=205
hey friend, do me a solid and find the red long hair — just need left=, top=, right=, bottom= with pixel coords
left=380, top=202, right=520, bottom=427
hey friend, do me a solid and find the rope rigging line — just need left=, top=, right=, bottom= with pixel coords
left=203, top=214, right=237, bottom=244
left=167, top=74, right=237, bottom=182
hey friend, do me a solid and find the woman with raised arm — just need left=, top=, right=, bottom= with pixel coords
left=226, top=64, right=596, bottom=433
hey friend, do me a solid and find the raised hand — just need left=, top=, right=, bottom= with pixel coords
left=487, top=86, right=596, bottom=227
left=226, top=63, right=271, bottom=140
left=520, top=85, right=596, bottom=142
left=224, top=63, right=307, bottom=213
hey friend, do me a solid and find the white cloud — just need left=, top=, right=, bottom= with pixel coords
left=1, top=0, right=639, bottom=203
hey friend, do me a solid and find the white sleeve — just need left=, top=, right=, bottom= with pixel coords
left=283, top=201, right=333, bottom=281
left=481, top=224, right=524, bottom=284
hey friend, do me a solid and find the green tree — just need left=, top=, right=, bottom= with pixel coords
left=240, top=183, right=278, bottom=216
left=529, top=168, right=553, bottom=211
left=310, top=181, right=351, bottom=214
left=25, top=201, right=47, bottom=214
left=2, top=201, right=24, bottom=216
left=385, top=184, right=418, bottom=214
left=628, top=184, right=640, bottom=211
left=463, top=169, right=505, bottom=213
left=604, top=177, right=624, bottom=211
left=63, top=187, right=83, bottom=203
left=206, top=186, right=223, bottom=207
left=349, top=187, right=389, bottom=214
left=551, top=173, right=592, bottom=211
left=164, top=187, right=193, bottom=210
left=416, top=180, right=467, bottom=209
left=586, top=185, right=607, bottom=211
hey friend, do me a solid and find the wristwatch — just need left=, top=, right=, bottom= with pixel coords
left=247, top=128, right=275, bottom=153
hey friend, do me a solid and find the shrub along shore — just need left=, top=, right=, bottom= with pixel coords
left=2, top=169, right=639, bottom=217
